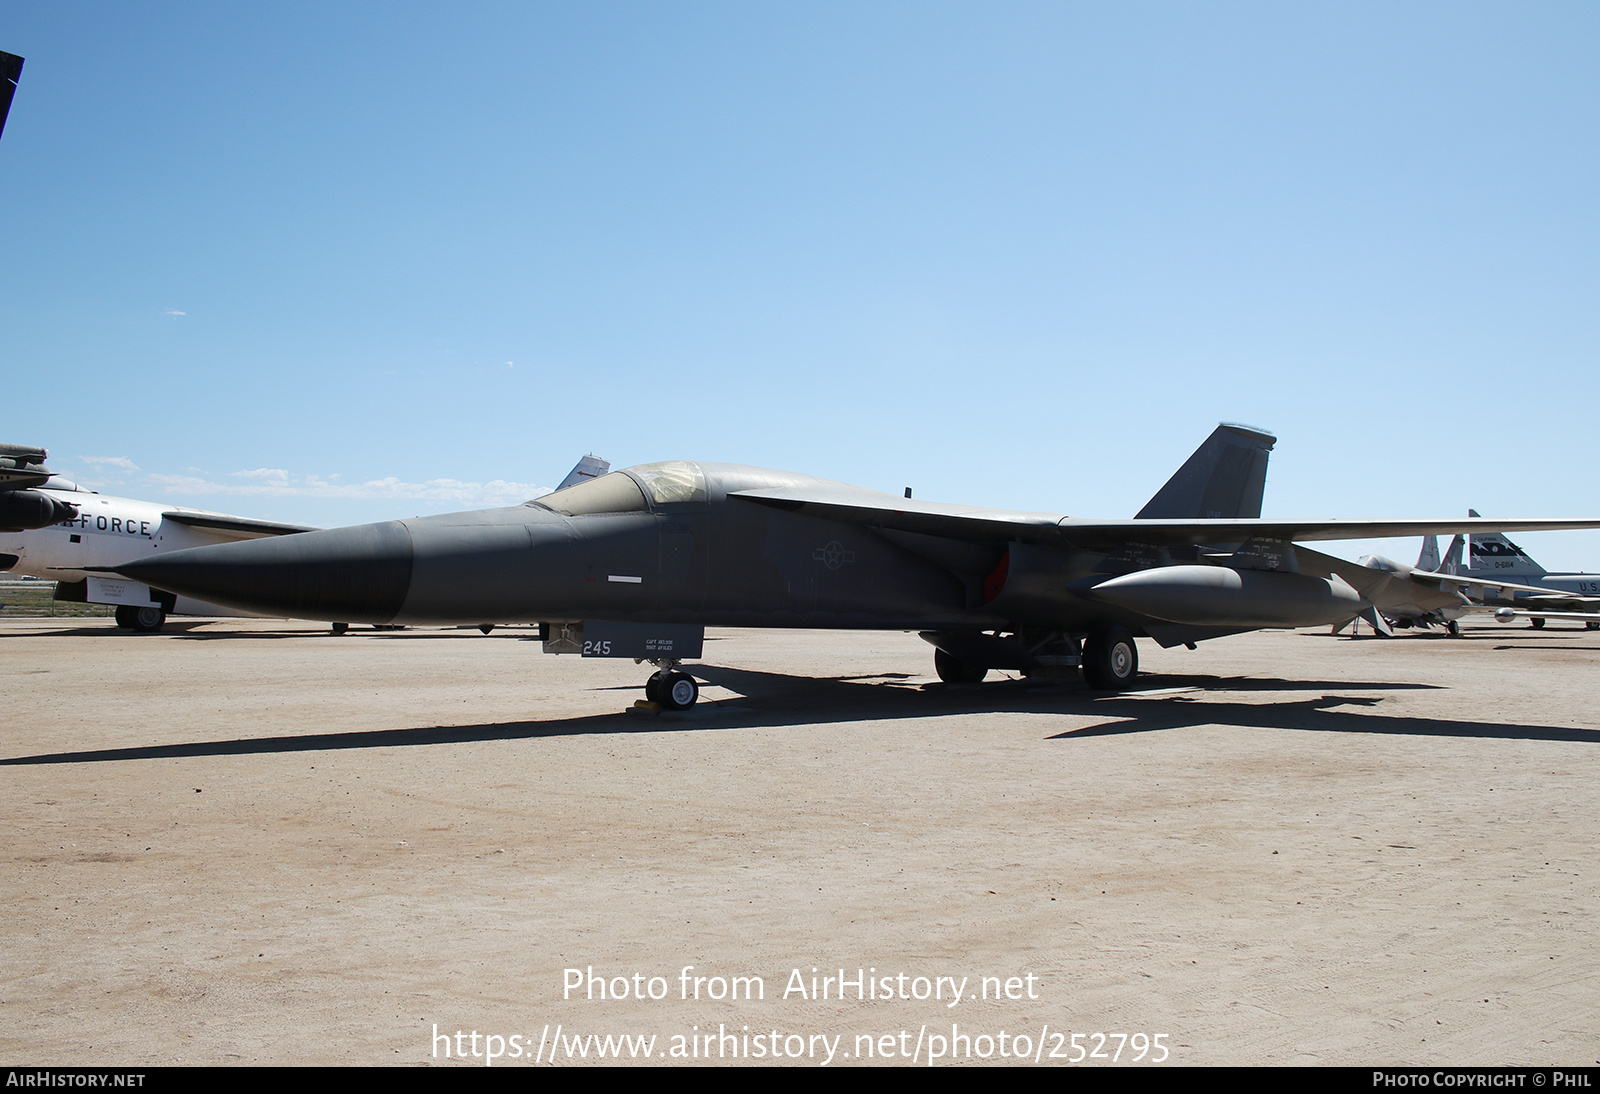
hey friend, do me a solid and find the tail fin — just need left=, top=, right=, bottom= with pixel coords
left=555, top=454, right=610, bottom=491
left=1467, top=509, right=1547, bottom=579
left=1415, top=536, right=1440, bottom=573
left=1440, top=534, right=1464, bottom=576
left=0, top=52, right=22, bottom=145
left=1136, top=422, right=1276, bottom=519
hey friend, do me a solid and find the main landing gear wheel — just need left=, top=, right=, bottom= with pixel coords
left=933, top=648, right=988, bottom=684
left=647, top=669, right=699, bottom=710
left=1082, top=625, right=1138, bottom=691
left=1587, top=621, right=1599, bottom=631
left=114, top=605, right=166, bottom=633
left=1531, top=617, right=1546, bottom=629
left=1447, top=620, right=1461, bottom=637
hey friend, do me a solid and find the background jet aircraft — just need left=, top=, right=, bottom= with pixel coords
left=0, top=444, right=80, bottom=533
left=1353, top=535, right=1471, bottom=635
left=1, top=470, right=317, bottom=631
left=1357, top=524, right=1600, bottom=635
left=1465, top=512, right=1600, bottom=628
left=95, top=425, right=1600, bottom=709
left=2, top=453, right=608, bottom=631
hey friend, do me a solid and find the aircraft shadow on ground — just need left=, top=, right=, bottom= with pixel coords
left=1044, top=693, right=1600, bottom=744
left=0, top=623, right=339, bottom=640
left=3, top=665, right=1594, bottom=767
left=1315, top=631, right=1598, bottom=644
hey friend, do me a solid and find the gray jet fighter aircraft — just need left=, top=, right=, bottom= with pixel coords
left=96, top=425, right=1600, bottom=709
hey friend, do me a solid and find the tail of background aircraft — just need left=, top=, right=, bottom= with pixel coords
left=0, top=52, right=22, bottom=145
left=1415, top=536, right=1440, bottom=573
left=1467, top=509, right=1547, bottom=579
left=1440, top=534, right=1463, bottom=576
left=1412, top=534, right=1463, bottom=575
left=1135, top=422, right=1276, bottom=520
left=554, top=454, right=610, bottom=492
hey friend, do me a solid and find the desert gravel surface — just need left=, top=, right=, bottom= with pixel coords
left=1, top=617, right=1596, bottom=1066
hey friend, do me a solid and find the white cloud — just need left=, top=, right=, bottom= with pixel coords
left=160, top=309, right=186, bottom=317
left=79, top=455, right=140, bottom=471
left=143, top=468, right=552, bottom=506
left=144, top=472, right=224, bottom=492
left=229, top=467, right=291, bottom=485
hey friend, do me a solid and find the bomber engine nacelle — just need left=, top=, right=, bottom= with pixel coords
left=1088, top=565, right=1366, bottom=629
left=0, top=488, right=79, bottom=532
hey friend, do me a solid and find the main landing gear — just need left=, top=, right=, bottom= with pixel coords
left=114, top=604, right=166, bottom=633
left=925, top=624, right=1140, bottom=692
left=643, top=661, right=699, bottom=710
left=1081, top=625, right=1138, bottom=691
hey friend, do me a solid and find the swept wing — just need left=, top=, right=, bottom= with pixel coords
left=729, top=485, right=1600, bottom=547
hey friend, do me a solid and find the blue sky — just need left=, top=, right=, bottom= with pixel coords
left=3, top=3, right=1597, bottom=566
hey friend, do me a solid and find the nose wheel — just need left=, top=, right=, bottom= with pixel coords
left=114, top=605, right=167, bottom=633
left=645, top=668, right=699, bottom=710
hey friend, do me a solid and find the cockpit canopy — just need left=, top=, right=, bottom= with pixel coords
left=530, top=460, right=707, bottom=516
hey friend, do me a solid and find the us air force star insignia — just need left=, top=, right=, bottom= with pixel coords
left=813, top=541, right=855, bottom=570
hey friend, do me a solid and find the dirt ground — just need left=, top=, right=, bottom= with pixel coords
left=1, top=616, right=1596, bottom=1067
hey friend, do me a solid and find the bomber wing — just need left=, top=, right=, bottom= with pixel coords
left=160, top=510, right=318, bottom=540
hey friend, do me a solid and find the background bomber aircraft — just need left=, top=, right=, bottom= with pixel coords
left=2, top=450, right=609, bottom=632
left=1465, top=515, right=1600, bottom=629
left=96, top=424, right=1600, bottom=710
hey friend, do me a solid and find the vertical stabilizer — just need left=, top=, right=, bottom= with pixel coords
left=1135, top=422, right=1276, bottom=519
left=0, top=52, right=22, bottom=144
left=1467, top=509, right=1547, bottom=579
left=555, top=454, right=610, bottom=491
left=1415, top=536, right=1440, bottom=573
left=1440, top=534, right=1464, bottom=576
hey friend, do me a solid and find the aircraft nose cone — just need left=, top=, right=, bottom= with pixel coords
left=110, top=521, right=414, bottom=623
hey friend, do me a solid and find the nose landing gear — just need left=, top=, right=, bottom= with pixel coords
left=643, top=661, right=700, bottom=710
left=114, top=604, right=166, bottom=632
